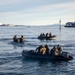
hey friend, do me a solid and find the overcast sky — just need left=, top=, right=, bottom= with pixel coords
left=0, top=0, right=75, bottom=25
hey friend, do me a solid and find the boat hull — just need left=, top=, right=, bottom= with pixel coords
left=38, top=35, right=56, bottom=40
left=64, top=22, right=75, bottom=27
left=64, top=26, right=75, bottom=27
left=22, top=50, right=73, bottom=61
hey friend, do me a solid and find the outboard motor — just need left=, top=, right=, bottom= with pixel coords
left=62, top=52, right=73, bottom=60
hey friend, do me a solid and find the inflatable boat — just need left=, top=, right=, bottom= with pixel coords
left=13, top=38, right=24, bottom=43
left=22, top=50, right=73, bottom=61
left=38, top=35, right=56, bottom=40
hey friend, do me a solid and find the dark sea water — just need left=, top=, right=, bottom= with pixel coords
left=0, top=25, right=75, bottom=75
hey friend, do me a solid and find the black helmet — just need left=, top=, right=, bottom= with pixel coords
left=58, top=44, right=60, bottom=47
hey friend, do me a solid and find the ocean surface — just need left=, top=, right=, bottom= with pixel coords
left=0, top=25, right=75, bottom=75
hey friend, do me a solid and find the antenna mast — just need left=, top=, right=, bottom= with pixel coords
left=59, top=19, right=61, bottom=29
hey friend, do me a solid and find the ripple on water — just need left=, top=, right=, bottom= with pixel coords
left=0, top=26, right=75, bottom=75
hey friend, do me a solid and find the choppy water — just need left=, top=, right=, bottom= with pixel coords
left=0, top=25, right=75, bottom=75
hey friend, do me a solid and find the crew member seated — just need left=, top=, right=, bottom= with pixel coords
left=42, top=33, right=45, bottom=37
left=49, top=32, right=52, bottom=37
left=20, top=35, right=24, bottom=42
left=45, top=44, right=50, bottom=54
left=35, top=45, right=43, bottom=53
left=40, top=33, right=43, bottom=37
left=40, top=46, right=46, bottom=55
left=50, top=46, right=58, bottom=56
left=57, top=44, right=62, bottom=55
left=54, top=46, right=59, bottom=56
left=46, top=33, right=49, bottom=37
left=13, top=35, right=18, bottom=42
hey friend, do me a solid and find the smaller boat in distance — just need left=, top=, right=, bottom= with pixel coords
left=22, top=50, right=73, bottom=61
left=38, top=33, right=56, bottom=40
left=13, top=35, right=24, bottom=43
left=13, top=38, right=24, bottom=43
left=64, top=22, right=75, bottom=27
left=38, top=35, right=56, bottom=40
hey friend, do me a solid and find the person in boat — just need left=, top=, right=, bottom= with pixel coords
left=40, top=46, right=46, bottom=55
left=42, top=33, right=45, bottom=37
left=49, top=32, right=52, bottom=37
left=50, top=46, right=58, bottom=56
left=20, top=35, right=24, bottom=42
left=54, top=46, right=59, bottom=56
left=46, top=33, right=48, bottom=37
left=46, top=33, right=50, bottom=40
left=13, top=35, right=18, bottom=42
left=40, top=33, right=43, bottom=37
left=50, top=46, right=55, bottom=55
left=45, top=44, right=50, bottom=54
left=35, top=45, right=43, bottom=53
left=57, top=44, right=62, bottom=55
